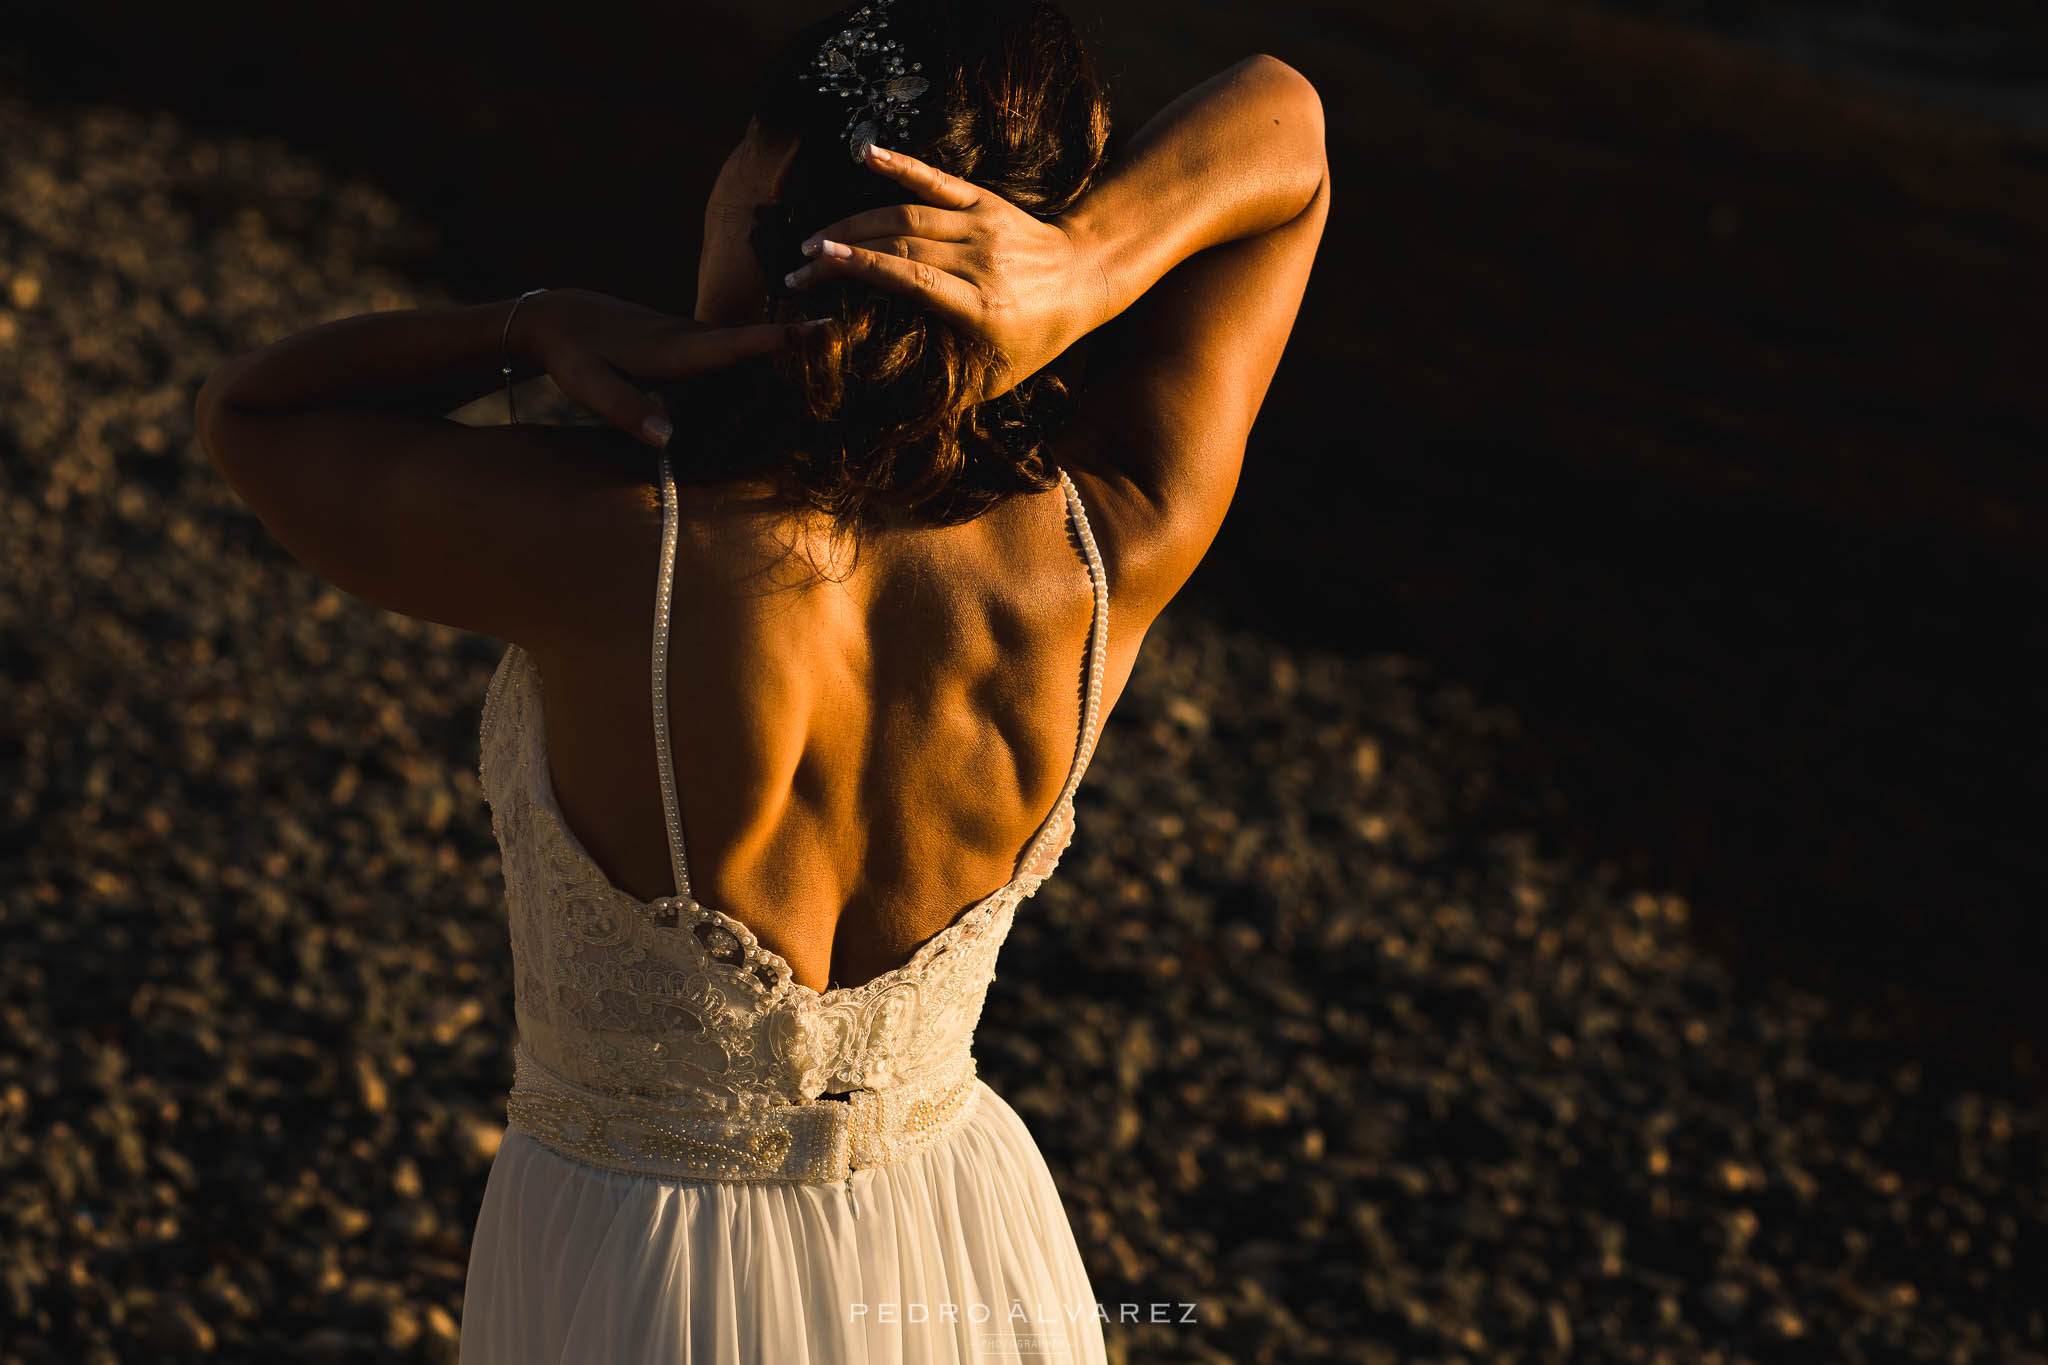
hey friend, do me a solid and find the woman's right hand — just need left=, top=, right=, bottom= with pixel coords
left=784, top=143, right=1110, bottom=402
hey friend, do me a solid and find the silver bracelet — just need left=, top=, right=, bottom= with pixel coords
left=501, top=288, right=549, bottom=424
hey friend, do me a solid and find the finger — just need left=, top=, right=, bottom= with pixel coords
left=628, top=320, right=811, bottom=384
left=796, top=236, right=977, bottom=281
left=782, top=241, right=980, bottom=329
left=672, top=321, right=801, bottom=368
left=857, top=142, right=980, bottom=210
left=556, top=354, right=677, bottom=451
left=799, top=202, right=973, bottom=258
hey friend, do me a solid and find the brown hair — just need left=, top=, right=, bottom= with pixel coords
left=658, top=0, right=1111, bottom=554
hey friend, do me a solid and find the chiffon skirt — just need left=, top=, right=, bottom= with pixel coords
left=458, top=1081, right=1109, bottom=1364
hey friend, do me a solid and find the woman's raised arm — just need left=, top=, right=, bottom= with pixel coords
left=788, top=54, right=1327, bottom=399
left=1060, top=54, right=1327, bottom=334
left=790, top=53, right=1328, bottom=619
left=1045, top=54, right=1330, bottom=621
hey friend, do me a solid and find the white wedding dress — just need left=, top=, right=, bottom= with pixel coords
left=458, top=458, right=1114, bottom=1364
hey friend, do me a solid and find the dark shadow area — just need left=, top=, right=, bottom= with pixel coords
left=1184, top=444, right=2045, bottom=1104
left=9, top=0, right=2043, bottom=1098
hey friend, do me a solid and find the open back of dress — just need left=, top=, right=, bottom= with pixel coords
left=459, top=458, right=1114, bottom=1364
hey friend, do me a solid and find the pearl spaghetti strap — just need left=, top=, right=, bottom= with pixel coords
left=1018, top=468, right=1111, bottom=877
left=651, top=455, right=692, bottom=901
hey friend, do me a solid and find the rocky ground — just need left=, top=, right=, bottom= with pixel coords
left=1, top=65, right=2044, bottom=1365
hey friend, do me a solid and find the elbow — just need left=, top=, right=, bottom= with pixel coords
left=1245, top=53, right=1328, bottom=211
left=193, top=375, right=229, bottom=469
left=1245, top=54, right=1327, bottom=170
left=1247, top=54, right=1323, bottom=116
left=193, top=360, right=249, bottom=467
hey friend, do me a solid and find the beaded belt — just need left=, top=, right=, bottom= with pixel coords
left=504, top=1042, right=982, bottom=1184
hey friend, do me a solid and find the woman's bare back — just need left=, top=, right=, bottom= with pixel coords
left=472, top=50, right=1331, bottom=994
left=523, top=463, right=1144, bottom=994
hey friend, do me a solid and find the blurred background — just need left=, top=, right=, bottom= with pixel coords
left=1, top=0, right=2044, bottom=1361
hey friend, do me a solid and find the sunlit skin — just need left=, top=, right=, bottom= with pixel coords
left=194, top=55, right=1328, bottom=993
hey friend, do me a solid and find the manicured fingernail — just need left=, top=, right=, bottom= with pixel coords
left=800, top=237, right=822, bottom=257
left=641, top=414, right=672, bottom=449
left=869, top=145, right=892, bottom=163
left=820, top=239, right=851, bottom=259
left=800, top=318, right=831, bottom=331
left=784, top=268, right=805, bottom=288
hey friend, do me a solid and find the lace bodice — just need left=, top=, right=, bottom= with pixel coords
left=478, top=462, right=1109, bottom=1183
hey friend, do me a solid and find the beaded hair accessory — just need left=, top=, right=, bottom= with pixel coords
left=805, top=0, right=930, bottom=164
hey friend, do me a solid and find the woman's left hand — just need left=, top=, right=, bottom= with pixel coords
left=508, top=288, right=813, bottom=450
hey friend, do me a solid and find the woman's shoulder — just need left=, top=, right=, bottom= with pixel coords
left=513, top=420, right=1170, bottom=661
